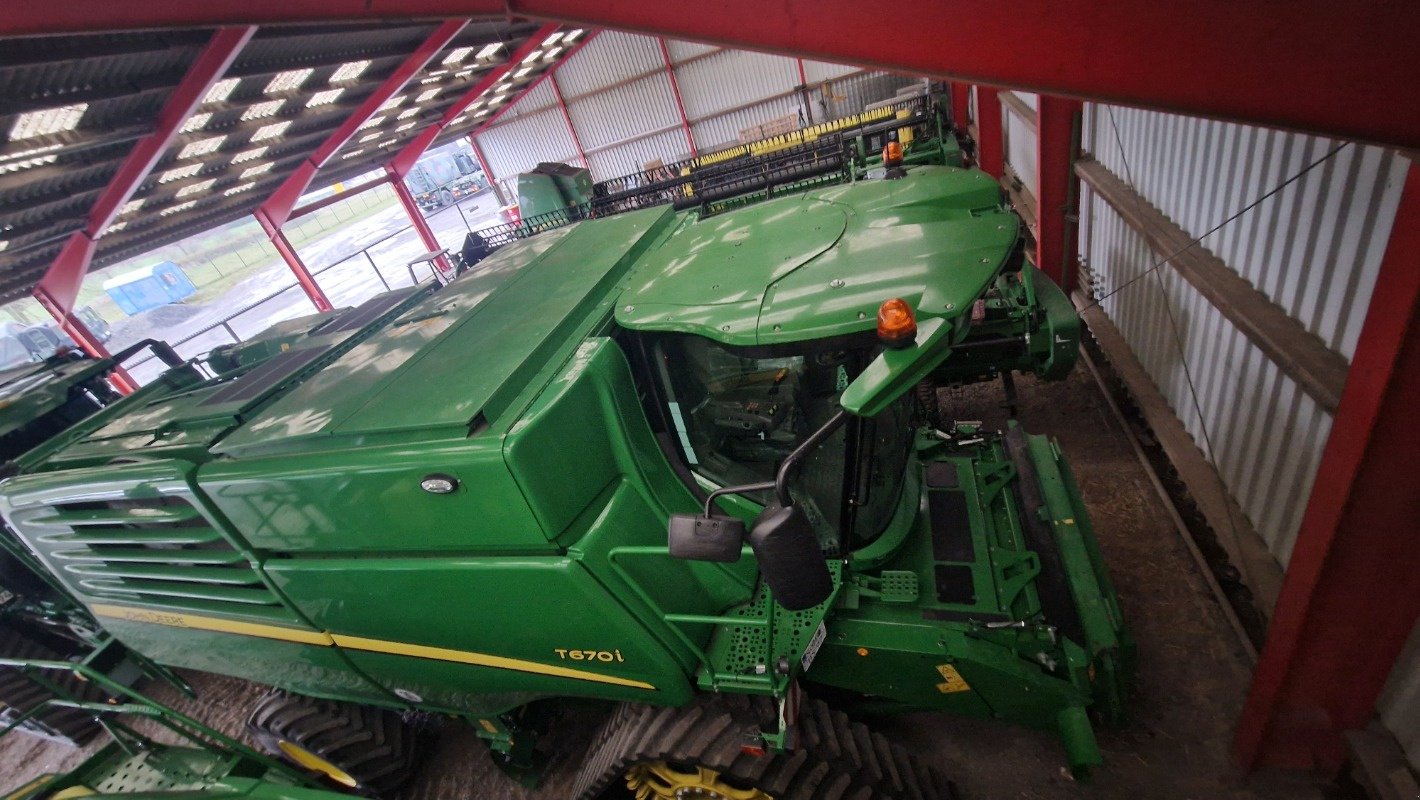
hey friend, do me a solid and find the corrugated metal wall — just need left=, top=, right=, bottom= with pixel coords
left=1077, top=105, right=1408, bottom=566
left=1380, top=621, right=1420, bottom=770
left=1005, top=92, right=1038, bottom=195
left=473, top=32, right=913, bottom=183
left=1067, top=105, right=1415, bottom=768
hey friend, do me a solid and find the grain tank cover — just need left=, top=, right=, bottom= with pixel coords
left=213, top=205, right=674, bottom=455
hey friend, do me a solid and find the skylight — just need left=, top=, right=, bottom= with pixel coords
left=180, top=112, right=212, bottom=134
left=379, top=139, right=398, bottom=148
left=564, top=29, right=584, bottom=42
left=224, top=182, right=256, bottom=196
left=158, top=164, right=203, bottom=183
left=240, top=163, right=273, bottom=180
left=380, top=96, right=406, bottom=111
left=265, top=68, right=314, bottom=94
left=241, top=100, right=284, bottom=121
left=161, top=200, right=199, bottom=216
left=0, top=147, right=60, bottom=176
left=396, top=122, right=416, bottom=132
left=342, top=148, right=364, bottom=159
left=329, top=60, right=370, bottom=84
left=514, top=66, right=534, bottom=79
left=415, top=88, right=440, bottom=103
left=521, top=50, right=543, bottom=64
left=231, top=146, right=268, bottom=164
left=359, top=132, right=381, bottom=143
left=475, top=43, right=503, bottom=60
left=442, top=46, right=473, bottom=65
left=178, top=135, right=226, bottom=159
left=307, top=89, right=344, bottom=108
left=541, top=32, right=563, bottom=47
left=544, top=46, right=564, bottom=61
left=175, top=179, right=216, bottom=198
left=358, top=116, right=385, bottom=130
left=118, top=199, right=144, bottom=216
left=103, top=221, right=127, bottom=234
left=397, top=108, right=419, bottom=120
left=204, top=78, right=240, bottom=104
left=0, top=154, right=58, bottom=175
left=250, top=121, right=291, bottom=142
left=9, top=102, right=87, bottom=141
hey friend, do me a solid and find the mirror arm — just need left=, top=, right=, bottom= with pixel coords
left=703, top=481, right=775, bottom=518
left=700, top=408, right=852, bottom=516
left=773, top=409, right=850, bottom=506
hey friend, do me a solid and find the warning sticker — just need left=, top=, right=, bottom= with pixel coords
left=801, top=623, right=828, bottom=672
left=935, top=664, right=971, bottom=694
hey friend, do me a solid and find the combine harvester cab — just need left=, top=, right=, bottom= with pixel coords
left=0, top=94, right=1131, bottom=797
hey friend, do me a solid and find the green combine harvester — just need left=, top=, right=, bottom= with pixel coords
left=0, top=95, right=1131, bottom=798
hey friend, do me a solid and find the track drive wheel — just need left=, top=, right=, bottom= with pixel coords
left=247, top=689, right=417, bottom=797
left=572, top=695, right=956, bottom=800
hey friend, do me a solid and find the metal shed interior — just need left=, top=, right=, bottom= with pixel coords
left=0, top=3, right=1415, bottom=797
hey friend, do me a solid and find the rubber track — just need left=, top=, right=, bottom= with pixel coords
left=247, top=689, right=416, bottom=797
left=570, top=695, right=957, bottom=800
left=0, top=625, right=103, bottom=744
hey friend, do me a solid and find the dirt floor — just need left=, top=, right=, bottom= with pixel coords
left=0, top=366, right=1326, bottom=799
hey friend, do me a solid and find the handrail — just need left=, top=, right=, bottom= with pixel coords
left=118, top=192, right=484, bottom=374
left=0, top=658, right=319, bottom=787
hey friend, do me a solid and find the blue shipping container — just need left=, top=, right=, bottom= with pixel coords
left=102, top=261, right=197, bottom=316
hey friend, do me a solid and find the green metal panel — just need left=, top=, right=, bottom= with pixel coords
left=215, top=206, right=675, bottom=456
left=263, top=556, right=691, bottom=714
left=200, top=438, right=550, bottom=553
left=617, top=166, right=1015, bottom=348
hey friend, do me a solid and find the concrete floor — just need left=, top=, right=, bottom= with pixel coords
left=0, top=364, right=1326, bottom=799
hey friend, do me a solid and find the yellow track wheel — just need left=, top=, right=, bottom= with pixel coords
left=625, top=761, right=773, bottom=800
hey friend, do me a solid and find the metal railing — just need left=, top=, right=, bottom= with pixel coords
left=121, top=191, right=491, bottom=384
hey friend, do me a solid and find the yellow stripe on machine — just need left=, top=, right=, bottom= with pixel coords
left=91, top=604, right=333, bottom=646
left=91, top=603, right=655, bottom=692
left=330, top=633, right=656, bottom=691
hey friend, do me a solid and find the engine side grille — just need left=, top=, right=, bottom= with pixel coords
left=28, top=495, right=282, bottom=614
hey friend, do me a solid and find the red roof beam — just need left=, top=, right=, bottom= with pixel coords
left=257, top=19, right=468, bottom=229
left=33, top=26, right=255, bottom=315
left=9, top=2, right=1413, bottom=151
left=389, top=24, right=581, bottom=179
left=468, top=29, right=597, bottom=136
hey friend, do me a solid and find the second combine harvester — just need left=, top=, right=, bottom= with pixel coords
left=0, top=97, right=1131, bottom=799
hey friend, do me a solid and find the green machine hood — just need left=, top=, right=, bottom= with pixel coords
left=615, top=165, right=1016, bottom=348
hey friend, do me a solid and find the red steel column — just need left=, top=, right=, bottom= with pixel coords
left=658, top=37, right=697, bottom=157
left=1234, top=160, right=1420, bottom=773
left=389, top=24, right=563, bottom=180
left=32, top=287, right=137, bottom=394
left=35, top=26, right=255, bottom=315
left=975, top=86, right=1004, bottom=178
left=389, top=172, right=454, bottom=275
left=549, top=72, right=589, bottom=168
left=254, top=210, right=332, bottom=312
left=1035, top=95, right=1083, bottom=289
left=949, top=82, right=970, bottom=130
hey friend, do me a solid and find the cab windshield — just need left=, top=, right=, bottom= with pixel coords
left=648, top=334, right=911, bottom=552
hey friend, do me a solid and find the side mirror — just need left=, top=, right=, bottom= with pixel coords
left=668, top=513, right=745, bottom=562
left=748, top=504, right=833, bottom=611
